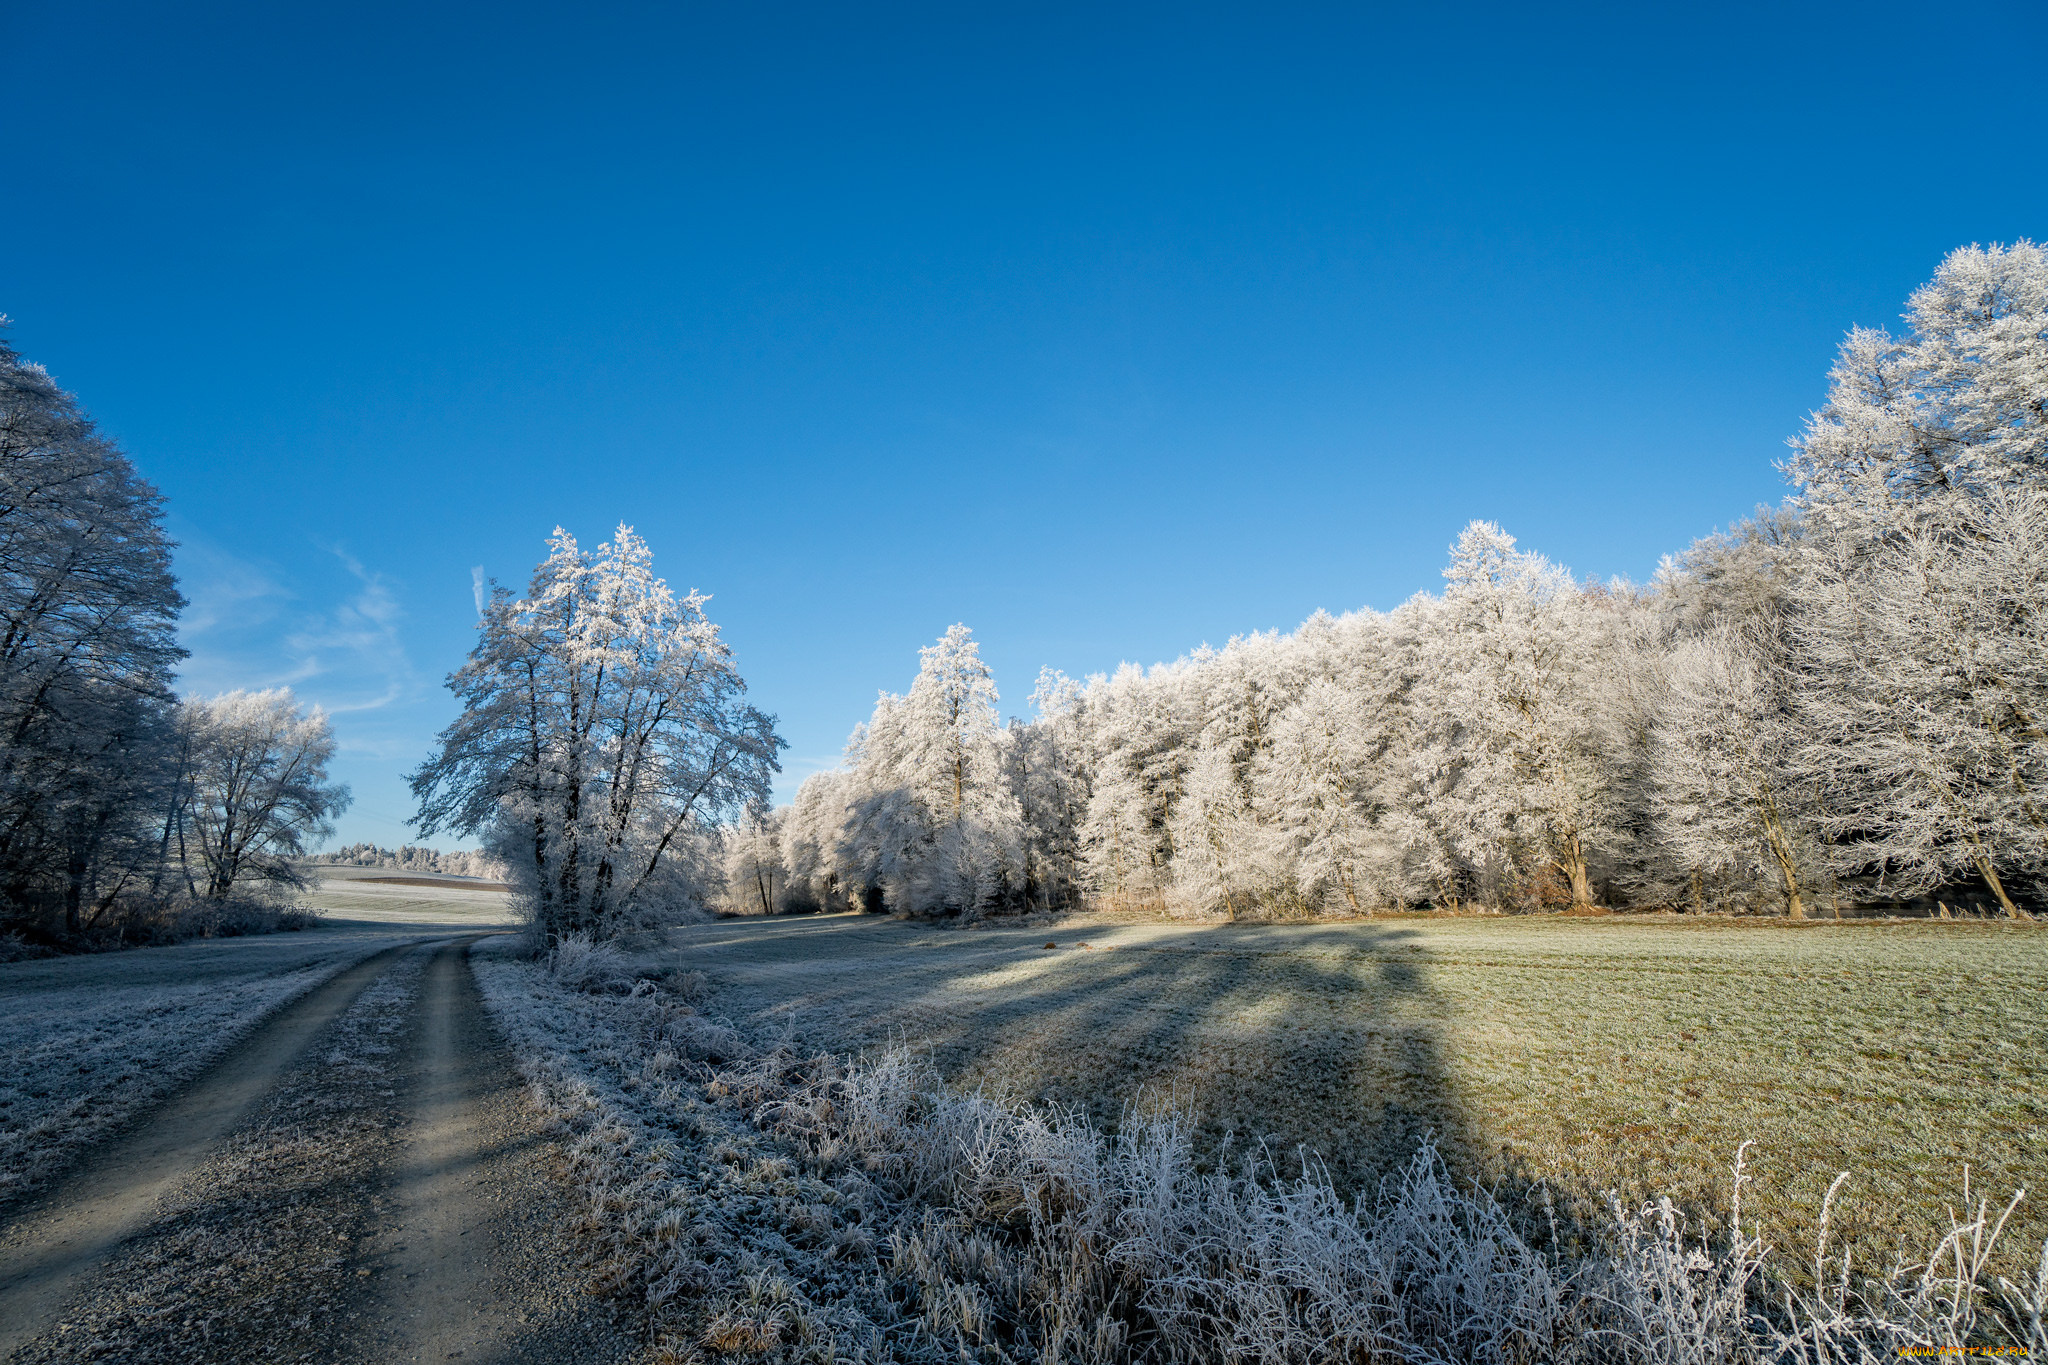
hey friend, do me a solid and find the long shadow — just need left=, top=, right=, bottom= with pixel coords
left=717, top=915, right=1481, bottom=1206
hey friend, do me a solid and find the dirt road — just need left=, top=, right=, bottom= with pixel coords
left=0, top=935, right=640, bottom=1364
left=342, top=940, right=638, bottom=1365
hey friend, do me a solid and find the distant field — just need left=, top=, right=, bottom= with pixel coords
left=299, top=874, right=518, bottom=931
left=665, top=911, right=2048, bottom=1271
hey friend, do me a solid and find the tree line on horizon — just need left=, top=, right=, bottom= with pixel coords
left=735, top=242, right=2048, bottom=924
left=308, top=842, right=505, bottom=879
left=12, top=241, right=2038, bottom=948
left=0, top=333, right=349, bottom=949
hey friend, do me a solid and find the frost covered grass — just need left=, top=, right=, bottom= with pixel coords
left=652, top=911, right=2048, bottom=1277
left=474, top=934, right=2047, bottom=1363
left=0, top=924, right=417, bottom=1203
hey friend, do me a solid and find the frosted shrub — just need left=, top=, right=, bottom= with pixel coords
left=749, top=1047, right=1586, bottom=1362
left=1771, top=1173, right=2048, bottom=1362
left=1584, top=1156, right=1767, bottom=1364
left=548, top=933, right=637, bottom=994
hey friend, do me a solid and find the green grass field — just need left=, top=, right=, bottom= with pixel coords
left=662, top=910, right=2048, bottom=1272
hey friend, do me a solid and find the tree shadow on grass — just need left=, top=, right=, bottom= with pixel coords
left=773, top=916, right=1477, bottom=1202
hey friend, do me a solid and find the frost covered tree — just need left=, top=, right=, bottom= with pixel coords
left=1006, top=668, right=1090, bottom=911
left=0, top=331, right=186, bottom=935
left=720, top=806, right=784, bottom=916
left=1077, top=659, right=1198, bottom=913
left=904, top=624, right=1003, bottom=823
left=410, top=526, right=784, bottom=942
left=778, top=768, right=859, bottom=913
left=310, top=841, right=504, bottom=878
left=1413, top=522, right=1632, bottom=909
left=1653, top=507, right=1803, bottom=637
left=759, top=243, right=2047, bottom=924
left=834, top=624, right=1025, bottom=916
left=1254, top=677, right=1394, bottom=914
left=177, top=689, right=350, bottom=899
left=1167, top=633, right=1307, bottom=916
left=1788, top=488, right=2048, bottom=916
left=1169, top=743, right=1268, bottom=918
left=1785, top=242, right=2048, bottom=917
left=1650, top=625, right=1819, bottom=917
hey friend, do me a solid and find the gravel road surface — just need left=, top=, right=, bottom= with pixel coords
left=0, top=906, right=641, bottom=1364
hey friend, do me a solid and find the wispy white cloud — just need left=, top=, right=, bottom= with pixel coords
left=174, top=530, right=417, bottom=713
left=177, top=539, right=292, bottom=644
left=169, top=524, right=453, bottom=849
left=281, top=549, right=416, bottom=713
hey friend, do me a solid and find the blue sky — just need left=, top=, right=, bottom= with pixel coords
left=4, top=1, right=2044, bottom=846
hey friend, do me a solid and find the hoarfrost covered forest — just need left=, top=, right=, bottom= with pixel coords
left=9, top=242, right=2047, bottom=948
left=0, top=335, right=349, bottom=951
left=743, top=243, right=2048, bottom=926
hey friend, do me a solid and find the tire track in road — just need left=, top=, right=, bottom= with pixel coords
left=0, top=942, right=425, bottom=1361
left=1, top=935, right=642, bottom=1364
left=343, top=939, right=641, bottom=1365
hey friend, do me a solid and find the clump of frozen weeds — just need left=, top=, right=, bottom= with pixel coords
left=471, top=947, right=2048, bottom=1364
left=547, top=933, right=641, bottom=994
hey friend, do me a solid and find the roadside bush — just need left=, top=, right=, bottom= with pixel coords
left=169, top=896, right=322, bottom=939
left=548, top=934, right=640, bottom=994
left=754, top=1048, right=2048, bottom=1363
left=3, top=892, right=323, bottom=953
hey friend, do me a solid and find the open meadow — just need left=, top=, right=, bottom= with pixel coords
left=662, top=909, right=2048, bottom=1271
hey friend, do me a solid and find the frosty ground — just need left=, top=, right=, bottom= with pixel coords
left=0, top=873, right=651, bottom=1364
left=0, top=873, right=513, bottom=1207
left=5, top=885, right=2042, bottom=1363
left=656, top=909, right=2048, bottom=1267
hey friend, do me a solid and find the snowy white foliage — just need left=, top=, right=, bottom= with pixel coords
left=411, top=526, right=784, bottom=942
left=1782, top=242, right=2048, bottom=919
left=766, top=244, right=2048, bottom=920
left=1651, top=625, right=1821, bottom=917
left=0, top=331, right=185, bottom=938
left=175, top=688, right=350, bottom=900
left=779, top=625, right=1030, bottom=918
left=715, top=808, right=786, bottom=916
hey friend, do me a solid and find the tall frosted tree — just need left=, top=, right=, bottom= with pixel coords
left=1078, top=660, right=1198, bottom=912
left=1414, top=522, right=1629, bottom=908
left=411, top=526, right=784, bottom=942
left=1786, top=242, right=2048, bottom=918
left=0, top=332, right=185, bottom=935
left=902, top=623, right=1003, bottom=824
left=1006, top=668, right=1090, bottom=911
left=720, top=806, right=784, bottom=916
left=1650, top=625, right=1819, bottom=917
left=835, top=624, right=1024, bottom=916
left=177, top=689, right=350, bottom=900
left=1169, top=633, right=1305, bottom=916
left=778, top=768, right=858, bottom=913
left=1253, top=677, right=1392, bottom=914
